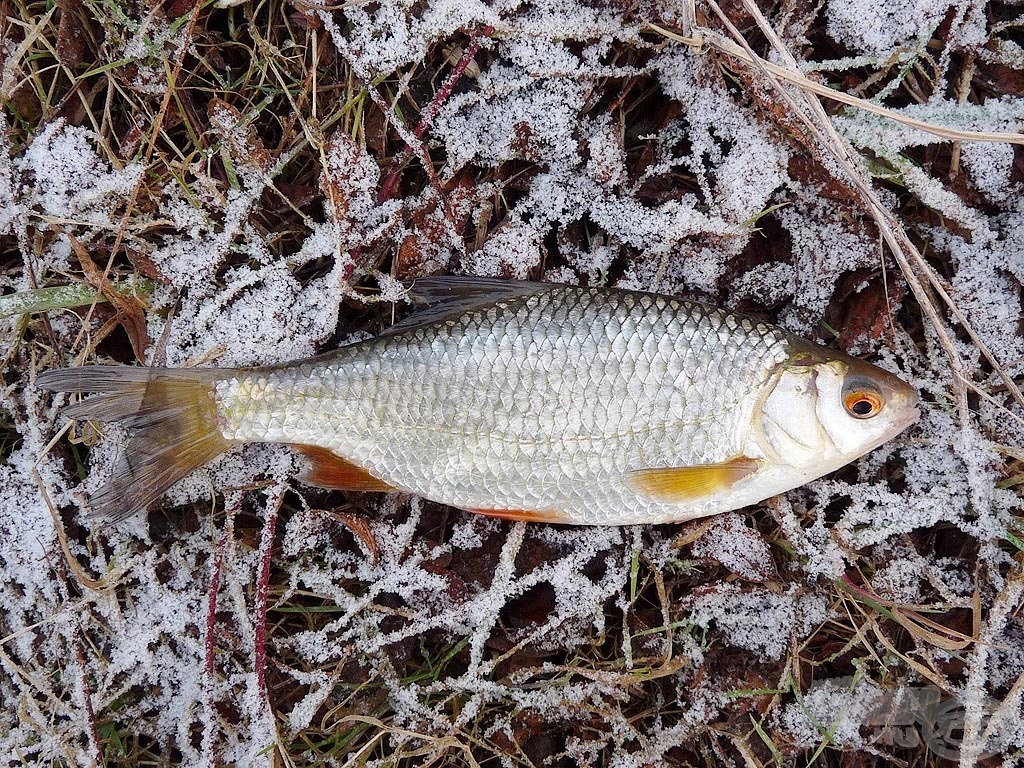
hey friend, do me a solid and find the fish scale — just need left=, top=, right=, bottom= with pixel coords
left=215, top=285, right=791, bottom=524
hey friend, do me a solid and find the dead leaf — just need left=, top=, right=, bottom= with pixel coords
left=830, top=270, right=907, bottom=348
left=691, top=512, right=778, bottom=582
left=320, top=131, right=366, bottom=223
left=64, top=231, right=150, bottom=362
left=208, top=97, right=272, bottom=172
left=395, top=173, right=475, bottom=279
left=55, top=0, right=89, bottom=68
left=322, top=508, right=380, bottom=565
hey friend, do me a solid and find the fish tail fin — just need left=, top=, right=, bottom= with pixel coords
left=38, top=366, right=232, bottom=523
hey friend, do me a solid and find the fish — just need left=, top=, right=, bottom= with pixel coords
left=37, top=277, right=920, bottom=526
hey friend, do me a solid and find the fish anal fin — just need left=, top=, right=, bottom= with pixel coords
left=630, top=457, right=761, bottom=503
left=465, top=507, right=566, bottom=524
left=293, top=445, right=398, bottom=492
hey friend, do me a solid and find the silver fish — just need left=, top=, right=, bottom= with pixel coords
left=38, top=278, right=919, bottom=525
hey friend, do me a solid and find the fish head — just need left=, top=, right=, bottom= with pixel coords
left=755, top=342, right=920, bottom=472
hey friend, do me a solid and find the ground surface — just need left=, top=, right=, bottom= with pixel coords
left=1, top=0, right=1023, bottom=766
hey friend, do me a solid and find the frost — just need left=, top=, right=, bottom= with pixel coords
left=729, top=261, right=796, bottom=307
left=834, top=97, right=1024, bottom=154
left=658, top=52, right=789, bottom=226
left=437, top=58, right=590, bottom=173
left=687, top=584, right=828, bottom=661
left=0, top=119, right=143, bottom=284
left=154, top=130, right=399, bottom=367
left=924, top=200, right=1024, bottom=364
left=18, top=121, right=142, bottom=224
left=328, top=1, right=498, bottom=79
left=5, top=0, right=1024, bottom=763
left=961, top=141, right=1017, bottom=204
left=775, top=192, right=878, bottom=331
left=825, top=0, right=955, bottom=56
left=691, top=512, right=776, bottom=582
left=869, top=544, right=927, bottom=602
left=781, top=676, right=884, bottom=748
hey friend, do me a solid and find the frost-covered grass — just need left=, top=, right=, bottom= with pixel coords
left=2, top=1, right=1023, bottom=766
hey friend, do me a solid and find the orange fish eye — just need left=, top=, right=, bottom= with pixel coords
left=843, top=388, right=883, bottom=419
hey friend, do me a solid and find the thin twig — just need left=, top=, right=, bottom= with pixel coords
left=74, top=631, right=103, bottom=768
left=376, top=25, right=492, bottom=205
left=254, top=483, right=285, bottom=705
left=647, top=22, right=1024, bottom=146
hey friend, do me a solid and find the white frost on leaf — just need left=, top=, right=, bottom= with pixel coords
left=780, top=676, right=885, bottom=749
left=825, top=0, right=957, bottom=56
left=834, top=97, right=1024, bottom=154
left=691, top=512, right=776, bottom=582
left=686, top=583, right=827, bottom=661
left=775, top=191, right=879, bottom=332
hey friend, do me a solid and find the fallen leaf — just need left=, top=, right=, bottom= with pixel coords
left=64, top=230, right=150, bottom=362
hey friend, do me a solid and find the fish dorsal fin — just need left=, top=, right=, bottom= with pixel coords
left=383, top=277, right=555, bottom=335
left=629, top=457, right=761, bottom=503
left=293, top=445, right=398, bottom=492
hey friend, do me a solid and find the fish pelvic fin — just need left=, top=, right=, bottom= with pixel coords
left=38, top=366, right=231, bottom=524
left=292, top=445, right=398, bottom=492
left=629, top=457, right=761, bottom=503
left=464, top=507, right=567, bottom=523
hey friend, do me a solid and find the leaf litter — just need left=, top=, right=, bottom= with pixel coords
left=1, top=0, right=1023, bottom=766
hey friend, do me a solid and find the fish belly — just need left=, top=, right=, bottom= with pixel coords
left=215, top=287, right=790, bottom=524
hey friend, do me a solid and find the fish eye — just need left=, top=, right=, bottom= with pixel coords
left=842, top=382, right=884, bottom=419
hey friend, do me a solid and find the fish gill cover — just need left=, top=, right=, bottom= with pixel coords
left=0, top=1, right=1022, bottom=766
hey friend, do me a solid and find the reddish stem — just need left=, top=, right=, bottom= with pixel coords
left=413, top=25, right=493, bottom=140
left=47, top=539, right=102, bottom=764
left=376, top=25, right=493, bottom=205
left=200, top=528, right=228, bottom=768
left=253, top=490, right=282, bottom=704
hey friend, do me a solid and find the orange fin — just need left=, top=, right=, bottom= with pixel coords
left=37, top=366, right=230, bottom=524
left=465, top=507, right=565, bottom=523
left=629, top=457, right=761, bottom=503
left=293, top=445, right=398, bottom=492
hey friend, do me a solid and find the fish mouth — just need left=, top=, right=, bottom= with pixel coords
left=894, top=406, right=921, bottom=434
left=893, top=386, right=922, bottom=433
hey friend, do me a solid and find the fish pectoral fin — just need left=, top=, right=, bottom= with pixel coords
left=464, top=507, right=567, bottom=524
left=292, top=445, right=398, bottom=492
left=629, top=457, right=761, bottom=503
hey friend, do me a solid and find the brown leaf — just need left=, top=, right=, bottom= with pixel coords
left=322, top=508, right=380, bottom=565
left=56, top=0, right=89, bottom=69
left=830, top=271, right=907, bottom=348
left=691, top=512, right=778, bottom=582
left=124, top=246, right=170, bottom=284
left=165, top=0, right=202, bottom=19
left=65, top=232, right=150, bottom=362
left=320, top=132, right=367, bottom=223
left=394, top=172, right=476, bottom=279
left=208, top=97, right=272, bottom=172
